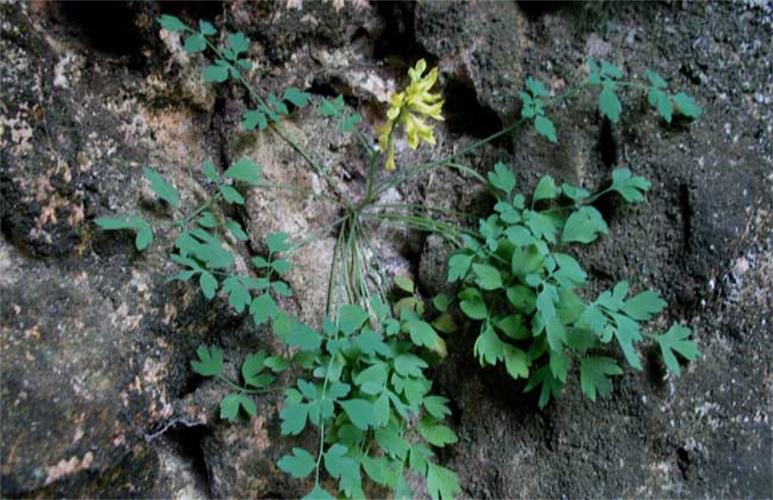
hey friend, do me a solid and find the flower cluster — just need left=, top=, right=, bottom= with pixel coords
left=378, top=59, right=444, bottom=170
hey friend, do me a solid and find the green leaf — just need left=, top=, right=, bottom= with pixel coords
left=201, top=159, right=219, bottom=181
left=197, top=211, right=217, bottom=228
left=280, top=400, right=309, bottom=435
left=338, top=304, right=369, bottom=335
left=227, top=32, right=251, bottom=54
left=204, top=64, right=229, bottom=83
left=580, top=356, right=623, bottom=401
left=220, top=393, right=256, bottom=422
left=158, top=15, right=188, bottom=32
left=433, top=294, right=451, bottom=312
left=473, top=326, right=505, bottom=365
left=356, top=329, right=390, bottom=356
left=198, top=20, right=216, bottom=36
left=673, top=92, right=702, bottom=119
left=224, top=158, right=262, bottom=186
left=622, top=290, right=667, bottom=321
left=354, top=364, right=387, bottom=395
left=222, top=276, right=250, bottom=312
left=561, top=206, right=609, bottom=244
left=533, top=175, right=559, bottom=202
left=278, top=448, right=316, bottom=478
left=504, top=345, right=529, bottom=379
left=340, top=399, right=374, bottom=430
left=599, top=83, right=622, bottom=122
left=191, top=345, right=223, bottom=376
left=341, top=113, right=363, bottom=132
left=655, top=324, right=699, bottom=377
left=221, top=185, right=245, bottom=205
left=419, top=418, right=458, bottom=447
left=561, top=183, right=590, bottom=201
left=600, top=60, right=623, bottom=79
left=303, top=485, right=334, bottom=500
left=649, top=89, right=673, bottom=123
left=610, top=168, right=651, bottom=203
left=183, top=34, right=206, bottom=54
left=544, top=316, right=567, bottom=352
left=144, top=167, right=179, bottom=208
left=459, top=288, right=487, bottom=320
left=225, top=220, right=249, bottom=241
left=250, top=293, right=277, bottom=325
left=506, top=285, right=537, bottom=313
left=406, top=319, right=445, bottom=355
left=95, top=215, right=135, bottom=230
left=376, top=426, right=409, bottom=459
left=447, top=253, right=472, bottom=282
left=265, top=356, right=290, bottom=373
left=319, top=96, right=344, bottom=117
left=524, top=210, right=558, bottom=243
left=287, top=321, right=321, bottom=352
left=324, top=444, right=358, bottom=482
left=524, top=365, right=563, bottom=409
left=646, top=70, right=668, bottom=89
left=426, top=462, right=461, bottom=500
left=283, top=87, right=311, bottom=107
left=432, top=313, right=457, bottom=334
left=393, top=354, right=428, bottom=378
left=610, top=312, right=643, bottom=370
left=242, top=351, right=273, bottom=387
left=394, top=275, right=414, bottom=293
left=265, top=231, right=291, bottom=253
left=553, top=253, right=587, bottom=286
left=198, top=271, right=218, bottom=299
left=525, top=76, right=549, bottom=97
left=423, top=396, right=452, bottom=420
left=534, top=115, right=557, bottom=143
left=470, top=263, right=503, bottom=291
left=488, top=162, right=516, bottom=195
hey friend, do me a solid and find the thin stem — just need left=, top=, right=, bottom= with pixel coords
left=260, top=182, right=345, bottom=208
left=375, top=119, right=526, bottom=197
left=216, top=374, right=283, bottom=394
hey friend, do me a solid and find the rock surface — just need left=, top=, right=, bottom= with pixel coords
left=1, top=1, right=771, bottom=498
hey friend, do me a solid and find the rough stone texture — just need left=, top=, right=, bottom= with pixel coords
left=1, top=0, right=771, bottom=498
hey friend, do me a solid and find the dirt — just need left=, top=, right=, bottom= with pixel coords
left=1, top=0, right=771, bottom=498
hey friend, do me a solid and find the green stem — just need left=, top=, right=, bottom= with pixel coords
left=216, top=374, right=282, bottom=394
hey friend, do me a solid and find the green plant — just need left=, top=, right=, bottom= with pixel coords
left=448, top=163, right=700, bottom=407
left=274, top=296, right=458, bottom=499
left=93, top=13, right=705, bottom=500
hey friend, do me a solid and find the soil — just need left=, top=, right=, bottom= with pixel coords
left=1, top=1, right=770, bottom=498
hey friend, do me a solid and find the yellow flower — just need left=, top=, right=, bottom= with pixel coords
left=378, top=59, right=444, bottom=171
